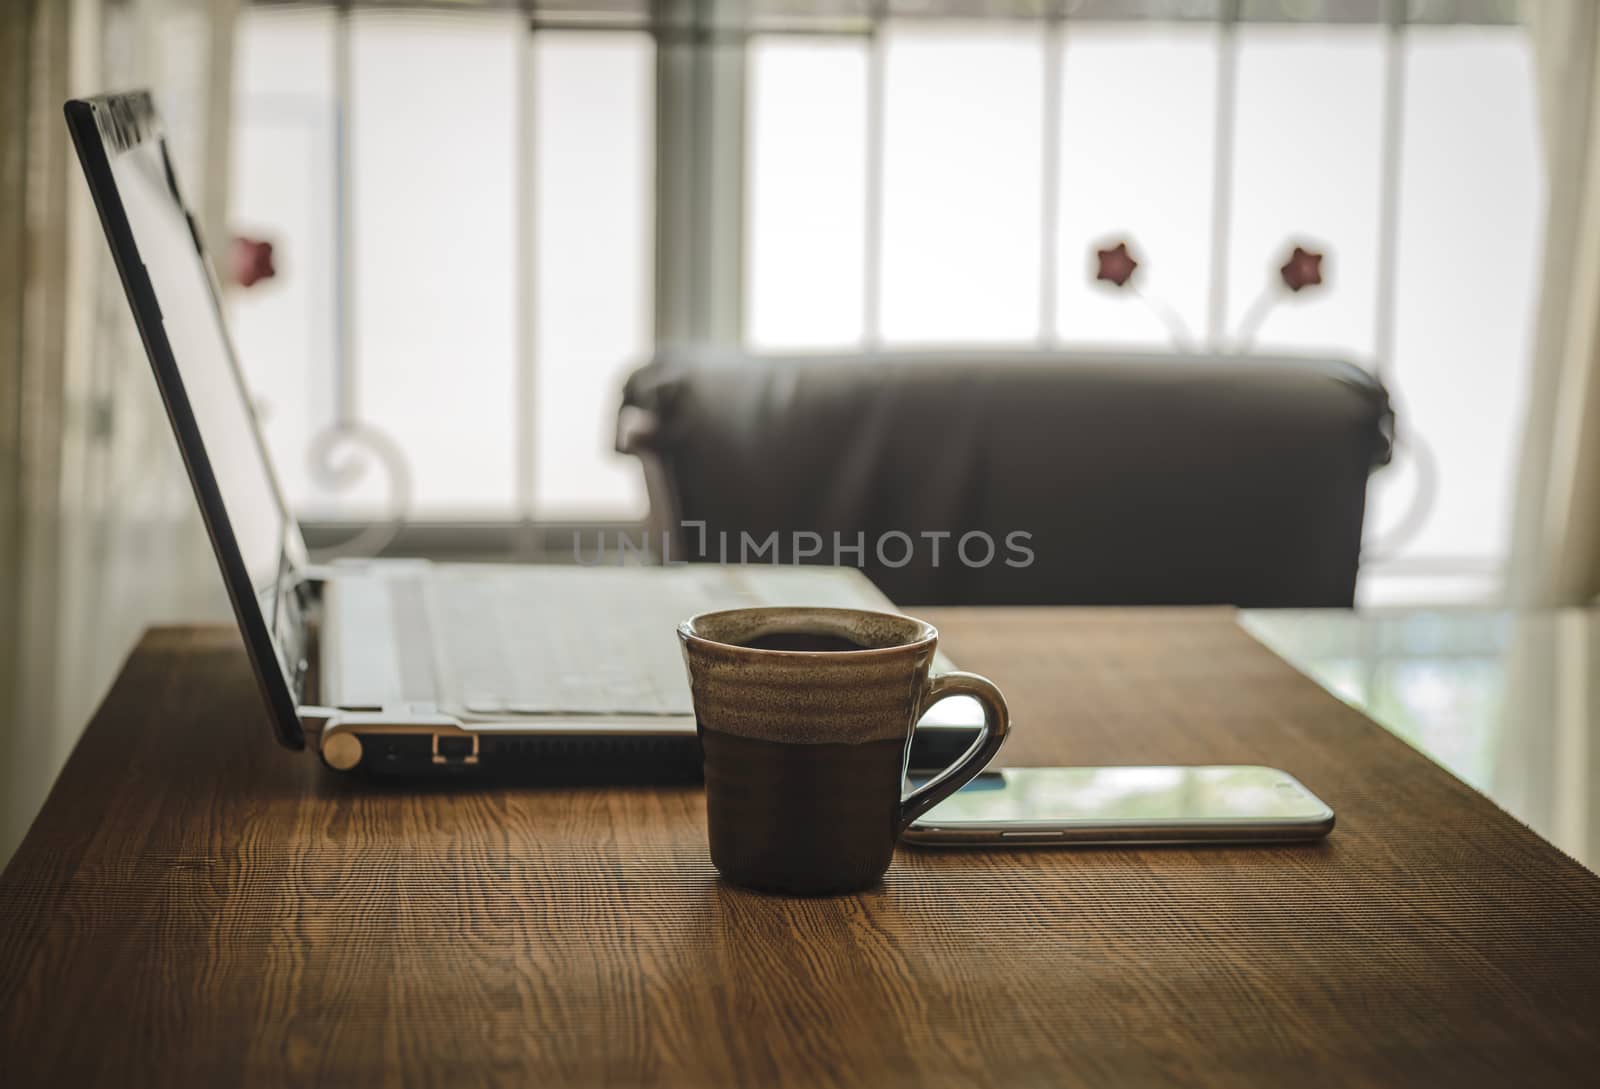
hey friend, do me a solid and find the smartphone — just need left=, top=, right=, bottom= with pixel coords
left=903, top=765, right=1335, bottom=847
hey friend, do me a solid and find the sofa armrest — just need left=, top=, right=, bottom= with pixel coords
left=616, top=404, right=682, bottom=561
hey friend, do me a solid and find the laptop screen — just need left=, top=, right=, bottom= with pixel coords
left=106, top=116, right=303, bottom=597
left=68, top=93, right=309, bottom=747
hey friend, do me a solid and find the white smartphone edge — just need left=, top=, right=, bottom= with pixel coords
left=901, top=766, right=1336, bottom=848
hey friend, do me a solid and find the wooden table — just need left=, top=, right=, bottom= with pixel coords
left=3, top=609, right=1599, bottom=1087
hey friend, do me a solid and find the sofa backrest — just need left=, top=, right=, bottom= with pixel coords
left=620, top=348, right=1394, bottom=608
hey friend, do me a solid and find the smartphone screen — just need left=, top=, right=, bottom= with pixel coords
left=905, top=766, right=1334, bottom=845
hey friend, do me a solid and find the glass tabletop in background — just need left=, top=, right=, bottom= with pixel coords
left=1242, top=608, right=1599, bottom=874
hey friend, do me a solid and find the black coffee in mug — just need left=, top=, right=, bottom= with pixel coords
left=678, top=607, right=1009, bottom=896
left=737, top=632, right=869, bottom=653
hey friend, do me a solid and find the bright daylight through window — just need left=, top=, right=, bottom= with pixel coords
left=228, top=1, right=1539, bottom=604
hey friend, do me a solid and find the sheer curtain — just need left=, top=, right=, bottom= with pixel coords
left=0, top=0, right=238, bottom=865
left=1511, top=0, right=1600, bottom=606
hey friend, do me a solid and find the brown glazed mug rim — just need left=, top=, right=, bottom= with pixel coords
left=678, top=606, right=937, bottom=659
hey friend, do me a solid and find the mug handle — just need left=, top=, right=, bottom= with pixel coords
left=898, top=671, right=1011, bottom=833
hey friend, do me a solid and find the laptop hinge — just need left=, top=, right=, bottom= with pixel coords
left=295, top=564, right=342, bottom=585
left=297, top=705, right=337, bottom=750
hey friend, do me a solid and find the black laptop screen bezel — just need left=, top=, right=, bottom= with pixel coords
left=65, top=91, right=307, bottom=750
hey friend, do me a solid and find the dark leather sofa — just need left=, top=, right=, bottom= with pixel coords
left=618, top=348, right=1394, bottom=608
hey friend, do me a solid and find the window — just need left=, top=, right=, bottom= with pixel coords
left=349, top=11, right=521, bottom=516
left=230, top=6, right=340, bottom=512
left=743, top=6, right=1540, bottom=603
left=878, top=24, right=1045, bottom=344
left=230, top=6, right=654, bottom=524
left=745, top=36, right=867, bottom=349
left=231, top=1, right=1539, bottom=603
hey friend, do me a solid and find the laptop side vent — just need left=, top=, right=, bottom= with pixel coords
left=351, top=731, right=702, bottom=783
left=478, top=734, right=702, bottom=783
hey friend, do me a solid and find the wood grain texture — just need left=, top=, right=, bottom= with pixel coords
left=3, top=611, right=1599, bottom=1088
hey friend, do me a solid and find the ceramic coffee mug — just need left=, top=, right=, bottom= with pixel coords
left=678, top=606, right=1009, bottom=895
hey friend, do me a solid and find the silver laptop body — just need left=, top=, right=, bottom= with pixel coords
left=308, top=560, right=931, bottom=772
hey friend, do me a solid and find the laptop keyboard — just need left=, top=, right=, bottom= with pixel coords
left=423, top=566, right=775, bottom=717
left=331, top=563, right=971, bottom=725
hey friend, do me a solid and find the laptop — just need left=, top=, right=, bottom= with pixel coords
left=64, top=90, right=980, bottom=778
